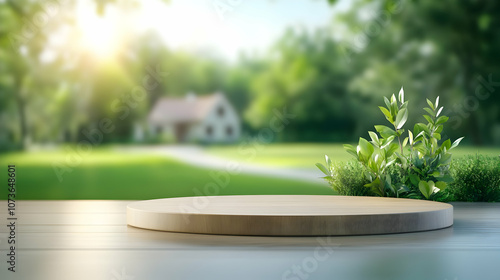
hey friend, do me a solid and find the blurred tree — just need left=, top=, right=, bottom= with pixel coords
left=397, top=0, right=500, bottom=144
left=1, top=0, right=498, bottom=149
left=330, top=0, right=500, bottom=144
left=0, top=0, right=50, bottom=149
left=245, top=28, right=356, bottom=141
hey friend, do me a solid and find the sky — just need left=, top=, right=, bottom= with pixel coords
left=120, top=0, right=344, bottom=61
left=42, top=0, right=349, bottom=64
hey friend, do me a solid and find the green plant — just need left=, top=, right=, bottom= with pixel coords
left=317, top=87, right=464, bottom=200
left=316, top=157, right=371, bottom=196
left=447, top=155, right=500, bottom=202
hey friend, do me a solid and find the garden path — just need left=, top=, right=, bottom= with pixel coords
left=120, top=145, right=325, bottom=183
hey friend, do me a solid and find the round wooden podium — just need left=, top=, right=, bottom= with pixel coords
left=126, top=195, right=453, bottom=236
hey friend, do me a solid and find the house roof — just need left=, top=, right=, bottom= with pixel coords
left=148, top=93, right=222, bottom=124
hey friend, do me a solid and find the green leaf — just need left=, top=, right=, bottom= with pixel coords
left=435, top=116, right=449, bottom=125
left=384, top=178, right=396, bottom=196
left=450, top=137, right=464, bottom=150
left=395, top=108, right=408, bottom=129
left=436, top=106, right=443, bottom=117
left=389, top=94, right=398, bottom=114
left=363, top=171, right=373, bottom=181
left=409, top=174, right=420, bottom=186
left=398, top=184, right=410, bottom=194
left=435, top=96, right=440, bottom=109
left=432, top=133, right=441, bottom=140
left=431, top=170, right=441, bottom=177
left=426, top=99, right=435, bottom=110
left=413, top=131, right=425, bottom=143
left=371, top=188, right=384, bottom=197
left=428, top=180, right=436, bottom=192
left=402, top=137, right=408, bottom=148
left=375, top=125, right=397, bottom=139
left=385, top=158, right=396, bottom=168
left=315, top=163, right=330, bottom=176
left=440, top=153, right=452, bottom=165
left=419, top=180, right=432, bottom=199
left=358, top=137, right=374, bottom=158
left=394, top=152, right=407, bottom=166
left=325, top=155, right=332, bottom=168
left=400, top=101, right=409, bottom=110
left=366, top=177, right=384, bottom=197
left=435, top=181, right=447, bottom=191
left=343, top=144, right=358, bottom=158
left=346, top=150, right=357, bottom=158
left=368, top=131, right=380, bottom=146
left=380, top=135, right=395, bottom=149
left=364, top=177, right=380, bottom=188
left=379, top=106, right=393, bottom=122
left=415, top=123, right=430, bottom=135
left=423, top=115, right=434, bottom=124
left=368, top=156, right=378, bottom=172
left=435, top=174, right=453, bottom=183
left=398, top=86, right=404, bottom=104
left=343, top=144, right=355, bottom=151
left=384, top=96, right=391, bottom=110
left=414, top=143, right=427, bottom=155
left=413, top=123, right=423, bottom=135
left=385, top=143, right=399, bottom=158
left=408, top=130, right=413, bottom=145
left=431, top=137, right=438, bottom=152
left=423, top=107, right=435, bottom=118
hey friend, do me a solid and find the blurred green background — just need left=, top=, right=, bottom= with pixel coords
left=1, top=0, right=499, bottom=199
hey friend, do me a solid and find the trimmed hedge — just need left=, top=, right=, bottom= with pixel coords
left=326, top=155, right=500, bottom=202
left=447, top=155, right=500, bottom=202
left=325, top=161, right=371, bottom=196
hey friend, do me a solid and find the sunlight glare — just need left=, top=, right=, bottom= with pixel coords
left=75, top=4, right=121, bottom=59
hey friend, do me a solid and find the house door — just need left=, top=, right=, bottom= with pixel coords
left=175, top=123, right=189, bottom=142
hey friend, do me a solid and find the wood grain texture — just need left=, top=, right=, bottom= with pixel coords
left=1, top=200, right=500, bottom=280
left=126, top=195, right=453, bottom=236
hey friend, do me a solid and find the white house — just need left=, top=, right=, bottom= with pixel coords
left=147, top=92, right=241, bottom=143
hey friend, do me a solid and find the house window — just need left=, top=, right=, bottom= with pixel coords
left=226, top=126, right=233, bottom=136
left=217, top=106, right=225, bottom=117
left=206, top=126, right=213, bottom=136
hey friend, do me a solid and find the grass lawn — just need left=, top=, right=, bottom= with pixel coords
left=207, top=143, right=500, bottom=169
left=0, top=149, right=333, bottom=200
